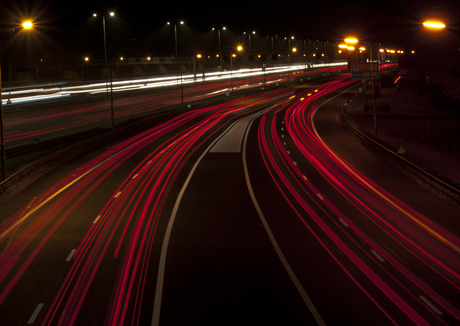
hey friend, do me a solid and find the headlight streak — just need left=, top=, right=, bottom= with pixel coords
left=257, top=79, right=460, bottom=324
left=27, top=88, right=292, bottom=325
left=2, top=64, right=347, bottom=105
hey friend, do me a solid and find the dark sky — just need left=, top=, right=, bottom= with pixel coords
left=2, top=0, right=460, bottom=62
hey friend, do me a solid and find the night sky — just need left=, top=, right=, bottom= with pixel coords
left=1, top=0, right=459, bottom=63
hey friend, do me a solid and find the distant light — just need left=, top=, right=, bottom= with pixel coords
left=22, top=21, right=33, bottom=29
left=147, top=57, right=151, bottom=60
left=232, top=54, right=236, bottom=57
left=93, top=13, right=97, bottom=17
left=411, top=50, right=415, bottom=54
left=291, top=36, right=294, bottom=39
left=359, top=47, right=366, bottom=51
left=292, top=47, right=297, bottom=52
left=344, top=38, right=358, bottom=44
left=120, top=57, right=124, bottom=60
left=196, top=54, right=202, bottom=58
left=85, top=57, right=89, bottom=61
left=110, top=12, right=115, bottom=17
left=338, top=44, right=348, bottom=49
left=338, top=50, right=342, bottom=53
left=167, top=22, right=171, bottom=25
left=423, top=21, right=445, bottom=28
left=237, top=45, right=243, bottom=51
left=180, top=21, right=184, bottom=24
left=252, top=31, right=255, bottom=34
left=223, top=27, right=226, bottom=30
left=379, top=49, right=385, bottom=52
left=347, top=46, right=355, bottom=51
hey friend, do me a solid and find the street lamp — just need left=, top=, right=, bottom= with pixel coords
left=287, top=47, right=297, bottom=82
left=230, top=45, right=243, bottom=93
left=0, top=21, right=34, bottom=180
left=167, top=20, right=184, bottom=57
left=212, top=27, right=226, bottom=70
left=423, top=21, right=446, bottom=29
left=93, top=11, right=115, bottom=128
left=244, top=31, right=256, bottom=54
left=346, top=37, right=378, bottom=134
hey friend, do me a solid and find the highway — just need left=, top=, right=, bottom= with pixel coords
left=0, top=74, right=459, bottom=325
left=2, top=63, right=346, bottom=149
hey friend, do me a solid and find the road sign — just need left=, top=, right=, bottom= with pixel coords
left=351, top=62, right=379, bottom=79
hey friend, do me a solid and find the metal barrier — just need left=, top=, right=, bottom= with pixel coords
left=341, top=104, right=460, bottom=207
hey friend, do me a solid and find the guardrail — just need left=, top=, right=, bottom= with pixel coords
left=341, top=104, right=460, bottom=207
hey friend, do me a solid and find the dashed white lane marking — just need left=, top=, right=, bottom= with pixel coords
left=114, top=191, right=122, bottom=199
left=370, top=250, right=385, bottom=262
left=28, top=303, right=44, bottom=324
left=316, top=193, right=324, bottom=200
left=302, top=175, right=308, bottom=181
left=93, top=215, right=101, bottom=224
left=419, top=296, right=443, bottom=315
left=132, top=174, right=138, bottom=179
left=66, top=249, right=77, bottom=262
left=287, top=151, right=291, bottom=154
left=338, top=218, right=349, bottom=227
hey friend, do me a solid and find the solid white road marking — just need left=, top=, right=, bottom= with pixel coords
left=151, top=110, right=270, bottom=326
left=27, top=303, right=44, bottom=324
left=242, top=110, right=326, bottom=326
left=66, top=249, right=77, bottom=262
left=419, top=296, right=443, bottom=315
left=370, top=250, right=385, bottom=262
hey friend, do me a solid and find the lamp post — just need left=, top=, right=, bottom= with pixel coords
left=230, top=46, right=243, bottom=93
left=167, top=21, right=184, bottom=57
left=93, top=11, right=115, bottom=127
left=287, top=47, right=297, bottom=82
left=212, top=27, right=226, bottom=70
left=244, top=31, right=255, bottom=55
left=0, top=21, right=33, bottom=180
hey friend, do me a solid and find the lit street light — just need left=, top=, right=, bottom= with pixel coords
left=287, top=47, right=297, bottom=82
left=93, top=11, right=115, bottom=128
left=0, top=21, right=34, bottom=180
left=167, top=21, right=184, bottom=57
left=345, top=37, right=377, bottom=134
left=230, top=45, right=243, bottom=93
left=423, top=21, right=446, bottom=29
left=212, top=27, right=226, bottom=70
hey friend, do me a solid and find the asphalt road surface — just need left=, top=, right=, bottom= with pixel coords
left=0, top=76, right=459, bottom=325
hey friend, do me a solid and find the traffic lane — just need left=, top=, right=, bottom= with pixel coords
left=286, top=91, right=460, bottom=323
left=247, top=106, right=420, bottom=325
left=0, top=108, right=216, bottom=325
left=160, top=152, right=318, bottom=325
left=0, top=127, right=181, bottom=325
left=312, top=94, right=460, bottom=240
left=0, top=90, right=293, bottom=325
